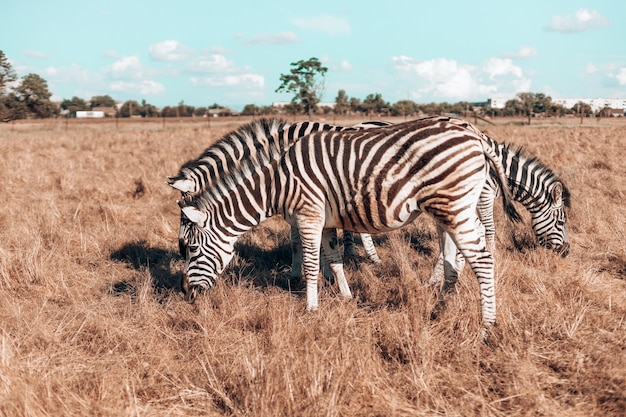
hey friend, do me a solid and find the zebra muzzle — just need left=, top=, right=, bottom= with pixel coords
left=181, top=274, right=198, bottom=303
left=558, top=242, right=570, bottom=258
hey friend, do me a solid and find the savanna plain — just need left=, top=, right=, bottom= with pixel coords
left=0, top=116, right=624, bottom=416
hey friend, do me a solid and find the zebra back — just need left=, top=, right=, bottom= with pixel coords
left=168, top=118, right=357, bottom=196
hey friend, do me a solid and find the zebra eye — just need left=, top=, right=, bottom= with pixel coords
left=189, top=244, right=200, bottom=252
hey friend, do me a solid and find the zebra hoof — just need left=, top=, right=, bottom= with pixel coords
left=481, top=323, right=497, bottom=346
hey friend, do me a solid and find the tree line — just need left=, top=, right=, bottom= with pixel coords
left=0, top=51, right=617, bottom=122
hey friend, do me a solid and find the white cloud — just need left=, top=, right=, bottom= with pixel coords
left=616, top=68, right=626, bottom=86
left=186, top=55, right=235, bottom=74
left=191, top=73, right=264, bottom=88
left=109, top=80, right=165, bottom=95
left=108, top=55, right=143, bottom=79
left=504, top=45, right=536, bottom=59
left=25, top=50, right=50, bottom=59
left=321, top=55, right=352, bottom=72
left=545, top=9, right=609, bottom=33
left=290, top=14, right=350, bottom=35
left=391, top=56, right=530, bottom=101
left=149, top=40, right=194, bottom=61
left=102, top=50, right=119, bottom=59
left=586, top=63, right=599, bottom=74
left=483, top=58, right=523, bottom=79
left=248, top=32, right=300, bottom=45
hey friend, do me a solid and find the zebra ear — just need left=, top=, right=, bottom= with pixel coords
left=551, top=182, right=563, bottom=206
left=180, top=205, right=208, bottom=227
left=168, top=177, right=195, bottom=193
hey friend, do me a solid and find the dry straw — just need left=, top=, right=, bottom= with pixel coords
left=0, top=116, right=624, bottom=416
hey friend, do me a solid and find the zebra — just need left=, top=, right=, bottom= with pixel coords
left=429, top=133, right=571, bottom=291
left=168, top=118, right=385, bottom=282
left=172, top=116, right=522, bottom=339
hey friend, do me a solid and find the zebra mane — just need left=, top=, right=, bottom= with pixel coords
left=501, top=142, right=571, bottom=208
left=172, top=118, right=291, bottom=194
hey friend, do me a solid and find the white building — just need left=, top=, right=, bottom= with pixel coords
left=76, top=111, right=105, bottom=118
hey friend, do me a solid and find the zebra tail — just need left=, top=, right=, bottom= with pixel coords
left=480, top=139, right=523, bottom=223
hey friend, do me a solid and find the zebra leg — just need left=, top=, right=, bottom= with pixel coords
left=447, top=218, right=497, bottom=341
left=429, top=216, right=486, bottom=288
left=428, top=226, right=462, bottom=290
left=477, top=186, right=497, bottom=253
left=290, top=226, right=303, bottom=280
left=343, top=230, right=356, bottom=258
left=296, top=215, right=326, bottom=312
left=321, top=229, right=352, bottom=299
left=292, top=226, right=336, bottom=281
left=360, top=233, right=382, bottom=264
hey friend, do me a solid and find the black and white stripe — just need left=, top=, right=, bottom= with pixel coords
left=168, top=119, right=385, bottom=280
left=429, top=133, right=571, bottom=290
left=173, top=116, right=521, bottom=337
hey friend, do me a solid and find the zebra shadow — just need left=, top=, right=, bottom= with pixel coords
left=229, top=241, right=298, bottom=291
left=109, top=240, right=183, bottom=297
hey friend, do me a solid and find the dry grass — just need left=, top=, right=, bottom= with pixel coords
left=0, top=116, right=625, bottom=416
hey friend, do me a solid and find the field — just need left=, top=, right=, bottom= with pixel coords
left=0, top=116, right=625, bottom=416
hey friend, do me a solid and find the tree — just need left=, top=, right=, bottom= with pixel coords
left=572, top=101, right=593, bottom=117
left=60, top=96, right=88, bottom=116
left=359, top=93, right=388, bottom=116
left=119, top=100, right=141, bottom=117
left=90, top=95, right=116, bottom=108
left=0, top=50, right=16, bottom=96
left=13, top=73, right=56, bottom=118
left=0, top=50, right=18, bottom=122
left=194, top=106, right=208, bottom=117
left=275, top=57, right=328, bottom=119
left=334, top=89, right=349, bottom=115
left=390, top=100, right=418, bottom=118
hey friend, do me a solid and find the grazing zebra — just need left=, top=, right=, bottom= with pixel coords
left=168, top=119, right=385, bottom=282
left=429, top=134, right=571, bottom=290
left=173, top=116, right=521, bottom=338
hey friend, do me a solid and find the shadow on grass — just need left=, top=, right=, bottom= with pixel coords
left=108, top=239, right=300, bottom=299
left=109, top=241, right=182, bottom=297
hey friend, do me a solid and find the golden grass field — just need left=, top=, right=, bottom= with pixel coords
left=0, top=116, right=624, bottom=416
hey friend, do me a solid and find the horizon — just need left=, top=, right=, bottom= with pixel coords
left=3, top=1, right=625, bottom=112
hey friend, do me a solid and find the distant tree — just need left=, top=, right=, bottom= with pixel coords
left=283, top=102, right=302, bottom=117
left=119, top=100, right=141, bottom=117
left=241, top=104, right=260, bottom=116
left=140, top=99, right=159, bottom=117
left=572, top=101, right=593, bottom=117
left=548, top=102, right=571, bottom=117
left=90, top=95, right=116, bottom=108
left=349, top=97, right=361, bottom=114
left=533, top=93, right=552, bottom=115
left=60, top=96, right=88, bottom=116
left=0, top=93, right=27, bottom=121
left=334, top=89, right=349, bottom=115
left=177, top=100, right=194, bottom=117
left=0, top=50, right=16, bottom=96
left=194, top=106, right=208, bottom=117
left=276, top=57, right=328, bottom=119
left=0, top=50, right=19, bottom=122
left=359, top=93, right=388, bottom=116
left=160, top=106, right=178, bottom=117
left=390, top=100, right=418, bottom=118
left=11, top=73, right=56, bottom=118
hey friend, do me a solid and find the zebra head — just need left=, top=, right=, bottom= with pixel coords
left=176, top=200, right=236, bottom=303
left=531, top=181, right=571, bottom=257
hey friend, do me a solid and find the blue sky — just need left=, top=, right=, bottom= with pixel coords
left=2, top=1, right=625, bottom=111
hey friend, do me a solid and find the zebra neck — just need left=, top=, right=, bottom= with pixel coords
left=501, top=149, right=551, bottom=211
